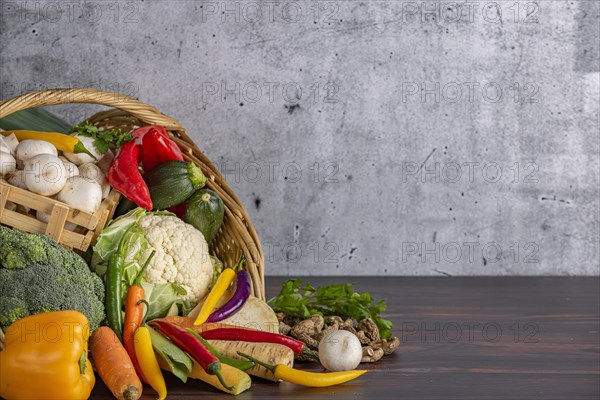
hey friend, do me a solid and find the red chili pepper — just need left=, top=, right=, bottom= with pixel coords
left=140, top=127, right=183, bottom=172
left=108, top=141, right=153, bottom=210
left=200, top=328, right=318, bottom=360
left=148, top=320, right=233, bottom=390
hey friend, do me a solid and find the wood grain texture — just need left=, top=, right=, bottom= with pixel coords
left=91, top=277, right=600, bottom=399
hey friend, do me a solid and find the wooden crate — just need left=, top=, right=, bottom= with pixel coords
left=0, top=181, right=120, bottom=251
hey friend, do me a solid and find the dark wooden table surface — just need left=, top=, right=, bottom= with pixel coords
left=91, top=277, right=600, bottom=399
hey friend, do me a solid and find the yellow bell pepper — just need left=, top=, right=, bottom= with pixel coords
left=0, top=310, right=95, bottom=400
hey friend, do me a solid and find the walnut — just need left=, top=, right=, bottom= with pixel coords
left=355, top=330, right=371, bottom=345
left=276, top=312, right=286, bottom=322
left=358, top=318, right=380, bottom=341
left=313, top=321, right=339, bottom=342
left=291, top=315, right=324, bottom=339
left=278, top=321, right=292, bottom=336
left=361, top=346, right=384, bottom=362
left=325, top=316, right=343, bottom=325
left=339, top=318, right=357, bottom=334
left=295, top=333, right=319, bottom=350
left=371, top=337, right=400, bottom=355
left=283, top=315, right=303, bottom=327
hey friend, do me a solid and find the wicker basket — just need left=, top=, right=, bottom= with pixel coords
left=0, top=88, right=265, bottom=300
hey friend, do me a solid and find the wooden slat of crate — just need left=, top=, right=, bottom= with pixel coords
left=0, top=182, right=98, bottom=229
left=0, top=208, right=89, bottom=250
left=44, top=203, right=70, bottom=244
left=91, top=189, right=121, bottom=244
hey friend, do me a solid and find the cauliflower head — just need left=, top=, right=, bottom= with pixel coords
left=138, top=214, right=213, bottom=303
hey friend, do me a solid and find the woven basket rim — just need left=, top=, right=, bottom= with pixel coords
left=0, top=88, right=265, bottom=300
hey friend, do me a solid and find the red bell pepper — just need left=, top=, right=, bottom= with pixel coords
left=108, top=141, right=153, bottom=210
left=136, top=126, right=183, bottom=172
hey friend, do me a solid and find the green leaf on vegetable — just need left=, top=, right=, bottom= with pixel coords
left=142, top=282, right=187, bottom=321
left=71, top=121, right=133, bottom=154
left=147, top=325, right=192, bottom=383
left=268, top=279, right=393, bottom=339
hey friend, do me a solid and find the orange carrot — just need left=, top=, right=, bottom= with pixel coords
left=123, top=285, right=147, bottom=383
left=90, top=327, right=142, bottom=400
left=122, top=251, right=155, bottom=383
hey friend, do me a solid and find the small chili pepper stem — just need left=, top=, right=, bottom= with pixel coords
left=302, top=346, right=320, bottom=361
left=232, top=254, right=245, bottom=272
left=215, top=369, right=235, bottom=391
left=185, top=328, right=255, bottom=371
left=133, top=250, right=156, bottom=286
left=138, top=299, right=150, bottom=324
left=237, top=352, right=276, bottom=374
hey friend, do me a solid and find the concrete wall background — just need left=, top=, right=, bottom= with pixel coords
left=1, top=0, right=598, bottom=276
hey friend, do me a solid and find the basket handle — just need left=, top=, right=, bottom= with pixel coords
left=0, top=88, right=185, bottom=131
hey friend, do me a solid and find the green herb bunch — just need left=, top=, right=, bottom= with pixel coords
left=71, top=121, right=133, bottom=154
left=268, top=279, right=393, bottom=339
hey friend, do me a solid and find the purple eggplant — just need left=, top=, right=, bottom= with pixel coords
left=207, top=270, right=251, bottom=322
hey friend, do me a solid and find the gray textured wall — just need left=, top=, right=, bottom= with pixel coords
left=1, top=0, right=598, bottom=276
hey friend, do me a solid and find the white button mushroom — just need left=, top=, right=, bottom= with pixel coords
left=0, top=152, right=17, bottom=176
left=0, top=137, right=12, bottom=155
left=63, top=161, right=80, bottom=179
left=22, top=154, right=68, bottom=196
left=78, top=162, right=110, bottom=199
left=1, top=134, right=19, bottom=155
left=15, top=139, right=58, bottom=161
left=57, top=175, right=102, bottom=214
left=96, top=151, right=114, bottom=175
left=318, top=330, right=363, bottom=372
left=6, top=170, right=27, bottom=189
left=36, top=210, right=78, bottom=230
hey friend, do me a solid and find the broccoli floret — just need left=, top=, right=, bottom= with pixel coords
left=0, top=226, right=105, bottom=331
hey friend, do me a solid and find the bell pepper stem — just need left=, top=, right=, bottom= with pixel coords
left=237, top=352, right=276, bottom=374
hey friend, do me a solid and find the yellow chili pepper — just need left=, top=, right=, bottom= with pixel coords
left=238, top=352, right=367, bottom=387
left=194, top=267, right=236, bottom=325
left=2, top=130, right=95, bottom=158
left=0, top=310, right=95, bottom=400
left=134, top=326, right=167, bottom=400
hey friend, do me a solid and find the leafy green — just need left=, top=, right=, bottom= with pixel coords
left=268, top=279, right=393, bottom=339
left=0, top=107, right=71, bottom=133
left=142, top=283, right=187, bottom=321
left=147, top=325, right=192, bottom=382
left=71, top=121, right=133, bottom=154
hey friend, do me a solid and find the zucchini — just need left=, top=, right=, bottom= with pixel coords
left=184, top=189, right=224, bottom=243
left=144, top=160, right=207, bottom=210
